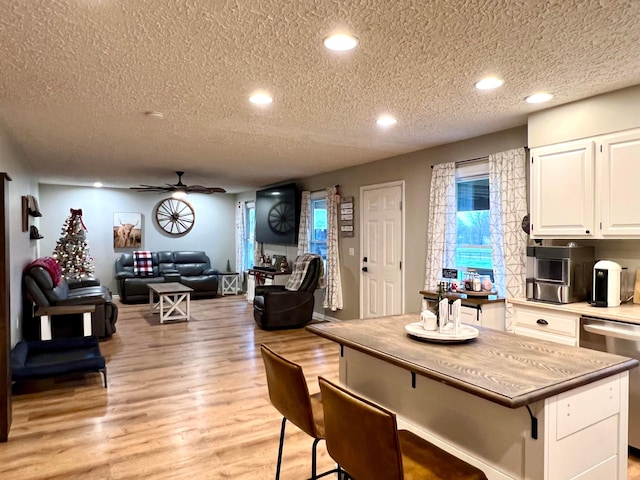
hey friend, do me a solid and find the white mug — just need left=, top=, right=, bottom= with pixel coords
left=420, top=310, right=437, bottom=331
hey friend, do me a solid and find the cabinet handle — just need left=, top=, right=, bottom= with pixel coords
left=362, top=267, right=368, bottom=272
left=536, top=319, right=548, bottom=325
left=585, top=230, right=590, bottom=234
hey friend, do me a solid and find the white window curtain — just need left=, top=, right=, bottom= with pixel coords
left=424, top=162, right=457, bottom=296
left=489, top=148, right=528, bottom=332
left=235, top=201, right=245, bottom=273
left=323, top=186, right=343, bottom=311
left=297, top=191, right=311, bottom=257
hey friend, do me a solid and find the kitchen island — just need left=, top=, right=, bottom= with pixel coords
left=307, top=314, right=638, bottom=480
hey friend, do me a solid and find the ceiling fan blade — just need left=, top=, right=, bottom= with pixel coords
left=129, top=186, right=170, bottom=192
left=187, top=185, right=227, bottom=194
left=130, top=172, right=225, bottom=194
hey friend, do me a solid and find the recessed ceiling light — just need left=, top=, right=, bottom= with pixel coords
left=474, top=77, right=504, bottom=90
left=376, top=115, right=397, bottom=127
left=144, top=111, right=164, bottom=118
left=93, top=182, right=103, bottom=188
left=249, top=92, right=273, bottom=105
left=323, top=33, right=358, bottom=51
left=526, top=92, right=554, bottom=104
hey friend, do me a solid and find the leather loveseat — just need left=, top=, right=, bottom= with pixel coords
left=23, top=263, right=118, bottom=339
left=115, top=251, right=219, bottom=304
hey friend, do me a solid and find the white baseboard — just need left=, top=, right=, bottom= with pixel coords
left=312, top=312, right=339, bottom=322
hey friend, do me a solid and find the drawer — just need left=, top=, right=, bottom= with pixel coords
left=514, top=307, right=578, bottom=338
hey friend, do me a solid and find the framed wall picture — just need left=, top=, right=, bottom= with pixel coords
left=113, top=212, right=142, bottom=249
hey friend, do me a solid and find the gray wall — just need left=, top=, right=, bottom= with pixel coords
left=0, top=124, right=40, bottom=346
left=38, top=185, right=237, bottom=296
left=291, top=126, right=528, bottom=320
left=528, top=84, right=640, bottom=147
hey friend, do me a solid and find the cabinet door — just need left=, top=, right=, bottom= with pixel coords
left=530, top=140, right=595, bottom=238
left=599, top=128, right=640, bottom=237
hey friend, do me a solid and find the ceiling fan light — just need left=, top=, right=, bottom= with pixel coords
left=172, top=190, right=188, bottom=199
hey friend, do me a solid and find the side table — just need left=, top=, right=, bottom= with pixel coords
left=219, top=272, right=240, bottom=296
left=148, top=282, right=193, bottom=323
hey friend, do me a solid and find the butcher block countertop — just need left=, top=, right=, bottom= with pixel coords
left=508, top=297, right=640, bottom=324
left=307, top=314, right=638, bottom=408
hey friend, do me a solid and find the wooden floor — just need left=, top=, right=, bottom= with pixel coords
left=1, top=295, right=639, bottom=479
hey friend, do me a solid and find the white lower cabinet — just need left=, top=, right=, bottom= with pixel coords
left=513, top=303, right=579, bottom=346
left=341, top=347, right=629, bottom=479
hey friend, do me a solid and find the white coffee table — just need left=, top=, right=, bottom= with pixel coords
left=148, top=282, right=194, bottom=323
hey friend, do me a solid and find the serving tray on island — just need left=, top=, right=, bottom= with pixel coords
left=405, top=322, right=479, bottom=343
left=456, top=289, right=497, bottom=297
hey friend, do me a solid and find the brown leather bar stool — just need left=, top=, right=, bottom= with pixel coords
left=318, top=377, right=488, bottom=480
left=260, top=345, right=341, bottom=480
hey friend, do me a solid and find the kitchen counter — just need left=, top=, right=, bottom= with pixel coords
left=307, top=314, right=636, bottom=408
left=508, top=297, right=640, bottom=324
left=308, top=315, right=637, bottom=479
left=419, top=289, right=505, bottom=306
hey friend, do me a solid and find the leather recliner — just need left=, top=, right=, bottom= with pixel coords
left=253, top=256, right=322, bottom=330
left=23, top=266, right=118, bottom=339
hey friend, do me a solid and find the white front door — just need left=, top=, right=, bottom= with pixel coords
left=360, top=182, right=404, bottom=318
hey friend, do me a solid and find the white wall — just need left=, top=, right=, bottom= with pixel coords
left=0, top=124, right=40, bottom=346
left=39, top=185, right=237, bottom=296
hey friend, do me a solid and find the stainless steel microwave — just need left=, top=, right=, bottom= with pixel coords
left=526, top=246, right=594, bottom=304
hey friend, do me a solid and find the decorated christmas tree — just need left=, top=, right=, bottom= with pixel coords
left=52, top=208, right=95, bottom=280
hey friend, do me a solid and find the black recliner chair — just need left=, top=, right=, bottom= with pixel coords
left=23, top=265, right=118, bottom=339
left=253, top=255, right=322, bottom=330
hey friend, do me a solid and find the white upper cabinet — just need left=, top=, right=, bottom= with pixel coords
left=530, top=139, right=595, bottom=237
left=599, top=129, right=640, bottom=236
left=531, top=128, right=640, bottom=239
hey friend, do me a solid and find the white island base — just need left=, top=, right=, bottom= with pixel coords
left=341, top=347, right=629, bottom=480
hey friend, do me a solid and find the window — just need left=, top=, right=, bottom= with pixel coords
left=310, top=193, right=327, bottom=261
left=455, top=162, right=493, bottom=279
left=245, top=201, right=255, bottom=270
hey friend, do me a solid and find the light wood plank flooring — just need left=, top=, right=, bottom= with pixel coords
left=0, top=295, right=639, bottom=479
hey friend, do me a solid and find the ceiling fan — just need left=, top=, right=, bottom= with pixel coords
left=130, top=171, right=226, bottom=194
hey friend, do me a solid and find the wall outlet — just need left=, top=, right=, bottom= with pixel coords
left=348, top=247, right=355, bottom=256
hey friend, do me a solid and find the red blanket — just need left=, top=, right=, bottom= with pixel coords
left=26, top=257, right=62, bottom=285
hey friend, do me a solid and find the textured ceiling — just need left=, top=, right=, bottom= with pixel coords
left=1, top=0, right=639, bottom=193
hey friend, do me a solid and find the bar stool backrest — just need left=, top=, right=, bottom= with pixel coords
left=261, top=344, right=318, bottom=438
left=319, top=377, right=404, bottom=480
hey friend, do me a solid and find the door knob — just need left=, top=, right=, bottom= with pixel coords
left=362, top=267, right=368, bottom=272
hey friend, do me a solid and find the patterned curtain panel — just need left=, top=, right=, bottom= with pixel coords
left=297, top=191, right=311, bottom=257
left=424, top=162, right=457, bottom=295
left=323, top=186, right=343, bottom=311
left=235, top=201, right=245, bottom=273
left=489, top=148, right=528, bottom=332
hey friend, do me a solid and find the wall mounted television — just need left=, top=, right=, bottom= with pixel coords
left=255, top=183, right=300, bottom=246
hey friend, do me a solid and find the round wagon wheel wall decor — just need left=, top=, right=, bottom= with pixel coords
left=268, top=201, right=295, bottom=235
left=155, top=198, right=195, bottom=236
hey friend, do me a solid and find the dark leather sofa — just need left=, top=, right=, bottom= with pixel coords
left=115, top=251, right=219, bottom=304
left=23, top=265, right=118, bottom=339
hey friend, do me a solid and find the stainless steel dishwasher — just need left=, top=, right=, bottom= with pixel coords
left=580, top=316, right=640, bottom=450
